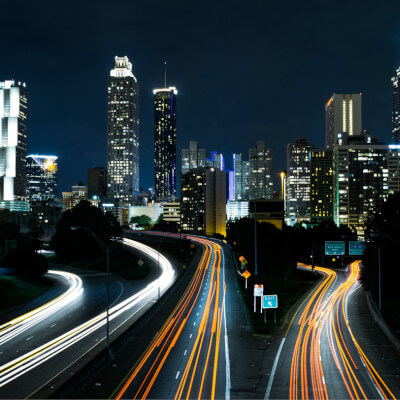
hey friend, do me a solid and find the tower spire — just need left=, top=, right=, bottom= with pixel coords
left=164, top=61, right=167, bottom=88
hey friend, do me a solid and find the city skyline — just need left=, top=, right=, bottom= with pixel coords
left=1, top=1, right=400, bottom=193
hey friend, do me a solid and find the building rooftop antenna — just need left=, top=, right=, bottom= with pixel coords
left=164, top=61, right=167, bottom=88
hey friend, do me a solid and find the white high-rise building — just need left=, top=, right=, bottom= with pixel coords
left=107, top=56, right=139, bottom=204
left=233, top=153, right=250, bottom=201
left=0, top=80, right=27, bottom=202
left=325, top=93, right=362, bottom=148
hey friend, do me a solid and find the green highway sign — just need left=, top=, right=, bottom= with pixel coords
left=349, top=241, right=365, bottom=255
left=325, top=241, right=345, bottom=256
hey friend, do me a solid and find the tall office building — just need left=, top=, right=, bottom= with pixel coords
left=180, top=167, right=226, bottom=236
left=310, top=149, right=334, bottom=224
left=154, top=86, right=177, bottom=201
left=233, top=153, right=250, bottom=201
left=286, top=138, right=314, bottom=223
left=388, top=144, right=400, bottom=194
left=325, top=93, right=362, bottom=148
left=26, top=155, right=58, bottom=201
left=207, top=151, right=225, bottom=171
left=392, top=67, right=400, bottom=143
left=333, top=132, right=388, bottom=236
left=249, top=141, right=273, bottom=199
left=0, top=80, right=27, bottom=202
left=181, top=141, right=206, bottom=174
left=107, top=56, right=139, bottom=204
left=88, top=167, right=107, bottom=199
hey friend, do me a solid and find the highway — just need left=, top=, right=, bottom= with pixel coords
left=0, top=238, right=176, bottom=399
left=267, top=261, right=397, bottom=400
left=111, top=235, right=230, bottom=400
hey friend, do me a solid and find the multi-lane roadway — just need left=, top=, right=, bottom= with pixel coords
left=0, top=238, right=176, bottom=398
left=267, top=261, right=397, bottom=400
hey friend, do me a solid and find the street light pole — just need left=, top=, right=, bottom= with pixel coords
left=378, top=245, right=381, bottom=311
left=157, top=240, right=160, bottom=301
left=106, top=243, right=110, bottom=349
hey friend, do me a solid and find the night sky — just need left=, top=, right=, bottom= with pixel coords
left=1, top=1, right=400, bottom=194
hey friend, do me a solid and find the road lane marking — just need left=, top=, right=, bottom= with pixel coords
left=175, top=371, right=180, bottom=379
left=264, top=338, right=286, bottom=400
left=190, top=334, right=192, bottom=338
left=184, top=350, right=187, bottom=356
left=322, top=376, right=325, bottom=385
left=26, top=336, right=34, bottom=341
left=50, top=324, right=56, bottom=328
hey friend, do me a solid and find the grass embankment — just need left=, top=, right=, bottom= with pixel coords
left=0, top=276, right=52, bottom=311
left=236, top=268, right=319, bottom=335
left=383, top=300, right=400, bottom=338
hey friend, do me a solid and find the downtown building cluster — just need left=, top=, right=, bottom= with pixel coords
left=285, top=89, right=400, bottom=237
left=3, top=60, right=400, bottom=238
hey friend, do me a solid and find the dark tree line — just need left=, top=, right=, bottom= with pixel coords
left=227, top=218, right=354, bottom=279
left=51, top=200, right=121, bottom=261
left=362, top=193, right=400, bottom=312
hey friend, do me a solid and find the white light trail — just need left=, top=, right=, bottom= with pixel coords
left=0, top=238, right=175, bottom=388
left=0, top=270, right=83, bottom=346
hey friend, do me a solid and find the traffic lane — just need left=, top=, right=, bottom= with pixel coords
left=267, top=267, right=339, bottom=399
left=348, top=285, right=400, bottom=397
left=0, top=282, right=164, bottom=399
left=0, top=271, right=128, bottom=365
left=148, top=245, right=226, bottom=400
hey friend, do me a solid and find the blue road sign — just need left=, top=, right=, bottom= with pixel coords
left=349, top=241, right=365, bottom=255
left=325, top=241, right=345, bottom=256
left=263, top=294, right=278, bottom=309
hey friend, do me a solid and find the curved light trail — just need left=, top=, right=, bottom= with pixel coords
left=289, top=261, right=395, bottom=400
left=0, top=238, right=175, bottom=388
left=0, top=270, right=83, bottom=346
left=113, top=235, right=227, bottom=400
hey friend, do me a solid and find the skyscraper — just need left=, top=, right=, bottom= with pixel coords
left=181, top=141, right=206, bottom=174
left=88, top=167, right=107, bottom=199
left=286, top=137, right=314, bottom=223
left=107, top=56, right=139, bottom=204
left=325, top=93, right=362, bottom=148
left=392, top=67, right=400, bottom=143
left=26, top=155, right=58, bottom=201
left=233, top=153, right=250, bottom=201
left=310, top=149, right=334, bottom=224
left=0, top=80, right=27, bottom=202
left=249, top=141, right=273, bottom=199
left=154, top=87, right=177, bottom=201
left=333, top=132, right=388, bottom=236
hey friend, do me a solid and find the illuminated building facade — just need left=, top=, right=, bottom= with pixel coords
left=249, top=141, right=273, bottom=199
left=286, top=138, right=314, bottom=223
left=233, top=153, right=250, bottom=201
left=310, top=149, right=334, bottom=223
left=107, top=56, right=139, bottom=204
left=154, top=87, right=177, bottom=201
left=181, top=141, right=205, bottom=174
left=333, top=132, right=388, bottom=236
left=26, top=155, right=58, bottom=201
left=0, top=80, right=27, bottom=202
left=207, top=151, right=225, bottom=171
left=180, top=167, right=226, bottom=236
left=226, top=200, right=249, bottom=221
left=392, top=67, right=400, bottom=143
left=325, top=93, right=362, bottom=148
left=388, top=144, right=400, bottom=194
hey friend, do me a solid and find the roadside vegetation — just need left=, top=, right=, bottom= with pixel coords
left=227, top=218, right=354, bottom=334
left=363, top=193, right=400, bottom=338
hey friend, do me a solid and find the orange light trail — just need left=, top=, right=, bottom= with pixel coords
left=113, top=235, right=226, bottom=400
left=289, top=262, right=396, bottom=400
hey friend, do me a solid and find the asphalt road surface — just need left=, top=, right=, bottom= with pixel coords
left=111, top=235, right=230, bottom=400
left=266, top=261, right=398, bottom=400
left=0, top=239, right=176, bottom=399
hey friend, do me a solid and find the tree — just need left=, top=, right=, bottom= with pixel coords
left=51, top=200, right=121, bottom=261
left=152, top=219, right=180, bottom=233
left=362, top=193, right=400, bottom=310
left=130, top=215, right=152, bottom=229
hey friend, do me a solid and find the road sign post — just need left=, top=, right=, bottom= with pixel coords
left=254, top=284, right=263, bottom=312
left=243, top=270, right=251, bottom=289
left=262, top=294, right=278, bottom=324
left=349, top=241, right=365, bottom=255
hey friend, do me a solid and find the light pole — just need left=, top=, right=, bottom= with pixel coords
left=249, top=196, right=258, bottom=276
left=71, top=226, right=115, bottom=351
left=157, top=239, right=161, bottom=301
